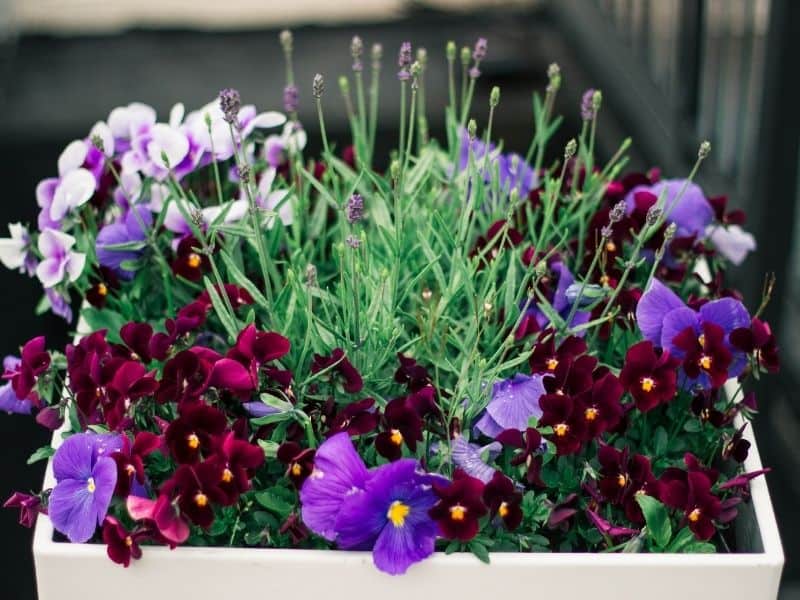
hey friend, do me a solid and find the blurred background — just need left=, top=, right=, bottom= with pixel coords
left=0, top=0, right=798, bottom=597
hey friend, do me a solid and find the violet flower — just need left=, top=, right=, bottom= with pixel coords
left=334, top=458, right=438, bottom=575
left=35, top=229, right=86, bottom=289
left=96, top=206, right=153, bottom=278
left=4, top=492, right=44, bottom=528
left=0, top=223, right=37, bottom=276
left=45, top=288, right=73, bottom=322
left=624, top=179, right=713, bottom=238
left=474, top=373, right=545, bottom=438
left=706, top=224, right=756, bottom=265
left=451, top=435, right=501, bottom=483
left=517, top=261, right=591, bottom=338
left=457, top=130, right=538, bottom=198
left=49, top=432, right=122, bottom=542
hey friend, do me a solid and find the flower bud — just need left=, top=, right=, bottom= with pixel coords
left=446, top=40, right=456, bottom=60
left=698, top=140, right=711, bottom=159
left=312, top=74, right=325, bottom=99
left=646, top=206, right=662, bottom=227
left=280, top=30, right=293, bottom=54
left=338, top=76, right=350, bottom=95
left=565, top=138, right=577, bottom=159
left=490, top=86, right=500, bottom=108
left=467, top=119, right=477, bottom=141
left=460, top=46, right=471, bottom=66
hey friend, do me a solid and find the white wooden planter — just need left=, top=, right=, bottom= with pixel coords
left=33, top=381, right=784, bottom=600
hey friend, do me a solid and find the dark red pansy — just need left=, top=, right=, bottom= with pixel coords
left=326, top=397, right=379, bottom=437
left=280, top=513, right=310, bottom=545
left=197, top=284, right=254, bottom=310
left=9, top=336, right=51, bottom=400
left=161, top=461, right=227, bottom=529
left=538, top=393, right=586, bottom=456
left=529, top=331, right=587, bottom=375
left=597, top=444, right=660, bottom=523
left=542, top=354, right=597, bottom=398
left=470, top=219, right=524, bottom=265
left=156, top=349, right=215, bottom=405
left=546, top=493, right=579, bottom=529
left=102, top=516, right=143, bottom=567
left=722, top=423, right=750, bottom=463
left=209, top=431, right=265, bottom=505
left=482, top=471, right=522, bottom=531
left=310, top=348, right=363, bottom=393
left=672, top=321, right=732, bottom=388
left=277, top=442, right=316, bottom=487
left=429, top=469, right=487, bottom=541
left=576, top=372, right=623, bottom=440
left=496, top=427, right=545, bottom=486
left=730, top=318, right=779, bottom=373
left=3, top=492, right=44, bottom=528
left=375, top=396, right=423, bottom=461
left=112, top=431, right=161, bottom=497
left=165, top=403, right=227, bottom=464
left=394, top=353, right=432, bottom=392
left=619, top=341, right=679, bottom=413
left=86, top=267, right=120, bottom=308
left=690, top=390, right=729, bottom=427
left=171, top=236, right=209, bottom=282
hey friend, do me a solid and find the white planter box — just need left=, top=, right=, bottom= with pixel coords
left=33, top=381, right=784, bottom=600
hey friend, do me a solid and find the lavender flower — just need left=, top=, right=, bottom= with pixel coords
left=45, top=288, right=72, bottom=322
left=581, top=88, right=597, bottom=121
left=475, top=373, right=546, bottom=438
left=312, top=74, right=325, bottom=99
left=346, top=193, right=364, bottom=224
left=283, top=84, right=299, bottom=113
left=218, top=88, right=241, bottom=125
left=472, top=37, right=487, bottom=62
left=48, top=432, right=122, bottom=542
left=96, top=206, right=152, bottom=279
left=346, top=235, right=361, bottom=249
left=35, top=229, right=86, bottom=289
left=397, top=42, right=412, bottom=80
left=351, top=35, right=364, bottom=72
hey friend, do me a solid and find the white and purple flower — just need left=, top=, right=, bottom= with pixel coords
left=35, top=228, right=86, bottom=289
left=0, top=223, right=37, bottom=276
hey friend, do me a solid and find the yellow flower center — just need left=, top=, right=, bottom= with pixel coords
left=221, top=468, right=234, bottom=483
left=605, top=241, right=617, bottom=253
left=688, top=508, right=702, bottom=523
left=187, top=433, right=200, bottom=449
left=86, top=477, right=96, bottom=493
left=698, top=334, right=706, bottom=347
left=498, top=502, right=509, bottom=518
left=291, top=463, right=303, bottom=477
left=640, top=377, right=655, bottom=392
left=554, top=423, right=569, bottom=437
left=187, top=253, right=202, bottom=269
left=125, top=464, right=136, bottom=476
left=97, top=283, right=108, bottom=296
left=124, top=536, right=133, bottom=547
left=387, top=500, right=410, bottom=527
left=449, top=504, right=467, bottom=521
left=545, top=358, right=559, bottom=371
left=584, top=407, right=599, bottom=422
left=389, top=429, right=404, bottom=446
left=599, top=274, right=611, bottom=287
left=194, top=493, right=208, bottom=507
left=698, top=355, right=713, bottom=370
left=617, top=473, right=627, bottom=488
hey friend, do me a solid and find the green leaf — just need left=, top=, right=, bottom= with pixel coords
left=683, top=420, right=702, bottom=433
left=202, top=276, right=239, bottom=342
left=469, top=541, right=491, bottom=564
left=27, top=445, right=55, bottom=465
left=80, top=307, right=128, bottom=344
left=666, top=527, right=696, bottom=553
left=653, top=426, right=668, bottom=456
left=635, top=494, right=672, bottom=549
left=683, top=541, right=716, bottom=553
left=254, top=489, right=294, bottom=517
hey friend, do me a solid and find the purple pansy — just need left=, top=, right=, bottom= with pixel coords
left=451, top=435, right=501, bottom=483
left=624, top=179, right=713, bottom=238
left=96, top=206, right=153, bottom=278
left=636, top=279, right=750, bottom=386
left=457, top=130, right=538, bottom=198
left=0, top=356, right=33, bottom=415
left=299, top=432, right=369, bottom=541
left=474, top=373, right=546, bottom=438
left=518, top=261, right=591, bottom=338
left=334, top=458, right=439, bottom=575
left=35, top=229, right=86, bottom=289
left=49, top=432, right=123, bottom=542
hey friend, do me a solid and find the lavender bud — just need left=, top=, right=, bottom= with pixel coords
left=280, top=30, right=293, bottom=55
left=546, top=63, right=561, bottom=93
left=410, top=61, right=422, bottom=79
left=416, top=47, right=427, bottom=68
left=339, top=76, right=350, bottom=95
left=698, top=140, right=711, bottom=159
left=646, top=205, right=662, bottom=227
left=351, top=35, right=364, bottom=72
left=580, top=88, right=596, bottom=121
left=237, top=164, right=251, bottom=184
left=346, top=193, right=364, bottom=224
left=468, top=66, right=481, bottom=80
left=609, top=200, right=626, bottom=224
left=346, top=235, right=361, bottom=249
left=90, top=134, right=105, bottom=153
left=190, top=207, right=204, bottom=229
left=390, top=160, right=401, bottom=182
left=312, top=74, right=324, bottom=99
left=472, top=37, right=488, bottom=62
left=305, top=263, right=318, bottom=288
left=600, top=225, right=614, bottom=239
left=664, top=222, right=677, bottom=242
left=422, top=288, right=433, bottom=301
left=547, top=62, right=561, bottom=79
left=467, top=119, right=477, bottom=141
left=397, top=41, right=412, bottom=80
left=283, top=84, right=299, bottom=113
left=565, top=138, right=577, bottom=159
left=460, top=46, right=471, bottom=66
left=490, top=86, right=500, bottom=107
left=592, top=90, right=603, bottom=111
left=219, top=88, right=241, bottom=125
left=371, top=43, right=382, bottom=70
left=446, top=40, right=456, bottom=61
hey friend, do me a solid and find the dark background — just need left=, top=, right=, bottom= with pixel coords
left=1, top=1, right=798, bottom=598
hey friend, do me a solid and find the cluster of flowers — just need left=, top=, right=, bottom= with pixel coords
left=1, top=31, right=780, bottom=576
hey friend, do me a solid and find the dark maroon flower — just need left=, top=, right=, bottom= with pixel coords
left=161, top=461, right=227, bottom=529
left=3, top=492, right=45, bottom=528
left=538, top=393, right=586, bottom=455
left=126, top=494, right=189, bottom=546
left=102, top=516, right=142, bottom=567
left=277, top=442, right=316, bottom=487
left=470, top=220, right=523, bottom=265
left=576, top=372, right=623, bottom=439
left=375, top=396, right=423, bottom=461
left=197, top=284, right=254, bottom=311
left=174, top=300, right=211, bottom=336
left=165, top=403, right=227, bottom=464
left=672, top=321, right=732, bottom=389
left=210, top=432, right=264, bottom=504
left=172, top=236, right=209, bottom=282
left=429, top=469, right=487, bottom=541
left=226, top=324, right=291, bottom=390
left=394, top=353, right=432, bottom=392
left=719, top=468, right=770, bottom=492
left=482, top=471, right=522, bottom=531
left=586, top=509, right=638, bottom=539
left=619, top=341, right=679, bottom=412
left=529, top=332, right=587, bottom=375
left=208, top=358, right=255, bottom=394
left=112, top=431, right=161, bottom=497
left=86, top=267, right=120, bottom=308
left=156, top=349, right=216, bottom=405
left=730, top=318, right=779, bottom=373
left=9, top=336, right=50, bottom=400
left=722, top=424, right=750, bottom=463
left=542, top=354, right=597, bottom=398
left=310, top=348, right=363, bottom=393
left=35, top=406, right=63, bottom=430
left=690, top=389, right=729, bottom=427
left=104, top=361, right=159, bottom=429
left=496, top=427, right=545, bottom=486
left=597, top=445, right=660, bottom=523
left=708, top=195, right=746, bottom=226
left=326, top=397, right=379, bottom=437
left=280, top=513, right=310, bottom=545
left=546, top=493, right=578, bottom=529
left=662, top=470, right=721, bottom=541
left=118, top=322, right=154, bottom=363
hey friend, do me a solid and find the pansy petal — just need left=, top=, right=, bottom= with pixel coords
left=148, top=124, right=189, bottom=169
left=90, top=456, right=118, bottom=525
left=636, top=279, right=686, bottom=344
left=249, top=111, right=287, bottom=130
left=0, top=237, right=26, bottom=269
left=699, top=298, right=751, bottom=336
left=53, top=433, right=95, bottom=480
left=36, top=257, right=66, bottom=288
left=51, top=169, right=96, bottom=220
left=58, top=140, right=89, bottom=176
left=0, top=381, right=32, bottom=414
left=49, top=478, right=98, bottom=542
left=66, top=252, right=86, bottom=282
left=485, top=373, right=545, bottom=432
left=660, top=307, right=698, bottom=353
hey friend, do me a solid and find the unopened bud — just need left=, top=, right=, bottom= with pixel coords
left=312, top=74, right=324, bottom=99
left=698, top=140, right=711, bottom=159
left=422, top=288, right=433, bottom=302
left=467, top=119, right=477, bottom=141
left=446, top=40, right=456, bottom=61
left=338, top=76, right=350, bottom=95
left=663, top=222, right=677, bottom=242
left=609, top=200, right=626, bottom=224
left=490, top=86, right=500, bottom=108
left=305, top=263, right=318, bottom=288
left=565, top=139, right=577, bottom=159
left=90, top=134, right=105, bottom=153
left=460, top=46, right=471, bottom=66
left=646, top=206, right=662, bottom=227
left=280, top=30, right=293, bottom=55
left=592, top=90, right=602, bottom=111
left=390, top=160, right=401, bottom=182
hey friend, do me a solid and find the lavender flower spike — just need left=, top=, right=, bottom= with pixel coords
left=346, top=193, right=364, bottom=224
left=472, top=37, right=488, bottom=62
left=219, top=88, right=241, bottom=125
left=581, top=88, right=597, bottom=121
left=283, top=84, right=299, bottom=114
left=397, top=42, right=412, bottom=80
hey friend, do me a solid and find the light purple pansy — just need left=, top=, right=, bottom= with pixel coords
left=457, top=129, right=538, bottom=197
left=163, top=198, right=249, bottom=238
left=45, top=288, right=73, bottom=322
left=107, top=102, right=158, bottom=154
left=636, top=278, right=750, bottom=378
left=0, top=356, right=33, bottom=415
left=96, top=205, right=153, bottom=278
left=624, top=179, right=714, bottom=238
left=333, top=458, right=438, bottom=575
left=48, top=432, right=123, bottom=543
left=35, top=229, right=86, bottom=289
left=451, top=435, right=502, bottom=483
left=0, top=223, right=37, bottom=276
left=299, top=432, right=370, bottom=541
left=474, top=373, right=546, bottom=438
left=518, top=261, right=591, bottom=337
left=706, top=224, right=756, bottom=266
